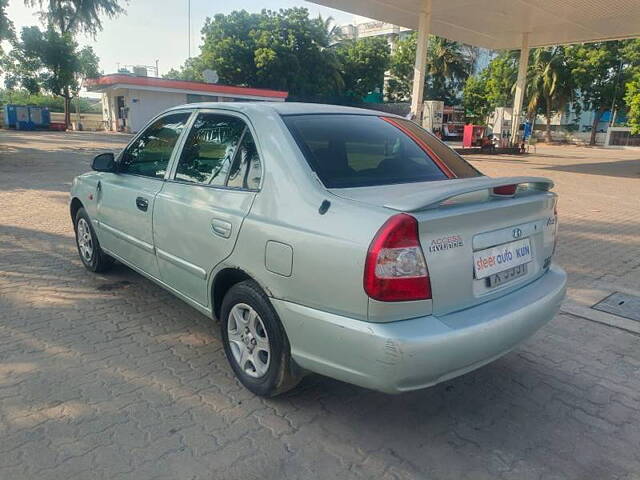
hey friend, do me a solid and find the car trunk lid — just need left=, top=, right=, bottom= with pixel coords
left=330, top=176, right=558, bottom=316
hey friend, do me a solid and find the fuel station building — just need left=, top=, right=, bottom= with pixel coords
left=85, top=74, right=288, bottom=134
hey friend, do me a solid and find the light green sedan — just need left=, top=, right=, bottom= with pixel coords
left=70, top=103, right=566, bottom=396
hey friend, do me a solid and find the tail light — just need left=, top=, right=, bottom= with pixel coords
left=492, top=184, right=517, bottom=196
left=364, top=214, right=432, bottom=302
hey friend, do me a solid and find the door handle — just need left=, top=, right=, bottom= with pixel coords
left=211, top=219, right=232, bottom=238
left=135, top=196, right=149, bottom=212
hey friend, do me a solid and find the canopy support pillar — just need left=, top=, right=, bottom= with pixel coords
left=510, top=33, right=530, bottom=146
left=410, top=0, right=432, bottom=123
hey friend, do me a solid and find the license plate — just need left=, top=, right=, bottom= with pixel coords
left=486, top=263, right=528, bottom=288
left=473, top=238, right=532, bottom=279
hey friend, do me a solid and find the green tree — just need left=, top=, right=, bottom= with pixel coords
left=163, top=57, right=205, bottom=82
left=622, top=39, right=640, bottom=134
left=387, top=33, right=471, bottom=104
left=318, top=15, right=343, bottom=45
left=462, top=52, right=517, bottom=123
left=483, top=52, right=518, bottom=109
left=334, top=37, right=389, bottom=100
left=625, top=72, right=640, bottom=134
left=462, top=75, right=490, bottom=123
left=167, top=8, right=344, bottom=100
left=0, top=0, right=14, bottom=50
left=386, top=33, right=415, bottom=101
left=25, top=0, right=125, bottom=36
left=426, top=36, right=470, bottom=103
left=621, top=39, right=640, bottom=71
left=526, top=46, right=573, bottom=143
left=0, top=88, right=99, bottom=112
left=565, top=41, right=630, bottom=145
left=4, top=26, right=99, bottom=126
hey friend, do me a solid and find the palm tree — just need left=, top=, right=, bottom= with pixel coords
left=25, top=0, right=125, bottom=36
left=525, top=47, right=573, bottom=143
left=317, top=15, right=344, bottom=47
left=388, top=34, right=470, bottom=103
left=425, top=36, right=471, bottom=103
left=315, top=15, right=346, bottom=94
left=0, top=0, right=14, bottom=49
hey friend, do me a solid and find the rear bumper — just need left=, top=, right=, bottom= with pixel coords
left=272, top=264, right=566, bottom=394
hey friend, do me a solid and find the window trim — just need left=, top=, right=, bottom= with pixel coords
left=166, top=108, right=264, bottom=192
left=380, top=116, right=456, bottom=179
left=116, top=109, right=196, bottom=181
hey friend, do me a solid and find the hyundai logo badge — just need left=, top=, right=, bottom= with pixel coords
left=512, top=228, right=523, bottom=239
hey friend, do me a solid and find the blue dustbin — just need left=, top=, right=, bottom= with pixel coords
left=16, top=120, right=35, bottom=131
left=28, top=106, right=50, bottom=128
left=3, top=105, right=18, bottom=128
left=41, top=108, right=51, bottom=127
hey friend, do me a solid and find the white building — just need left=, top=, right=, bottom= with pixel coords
left=85, top=74, right=288, bottom=133
left=336, top=18, right=411, bottom=45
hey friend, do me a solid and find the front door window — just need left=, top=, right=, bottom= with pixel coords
left=119, top=112, right=191, bottom=179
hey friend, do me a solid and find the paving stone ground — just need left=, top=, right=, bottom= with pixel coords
left=1, top=130, right=639, bottom=480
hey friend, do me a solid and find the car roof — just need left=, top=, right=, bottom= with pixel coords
left=167, top=101, right=394, bottom=117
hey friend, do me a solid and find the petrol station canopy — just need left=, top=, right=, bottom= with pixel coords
left=309, top=0, right=640, bottom=143
left=309, top=0, right=640, bottom=50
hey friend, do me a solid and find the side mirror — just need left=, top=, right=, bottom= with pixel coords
left=92, top=152, right=116, bottom=172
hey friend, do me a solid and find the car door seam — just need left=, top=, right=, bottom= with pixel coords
left=99, top=221, right=155, bottom=254
left=156, top=247, right=207, bottom=279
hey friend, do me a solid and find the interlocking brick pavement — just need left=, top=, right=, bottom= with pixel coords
left=1, top=131, right=639, bottom=479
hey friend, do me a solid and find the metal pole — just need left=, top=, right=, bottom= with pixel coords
left=410, top=0, right=432, bottom=124
left=75, top=96, right=81, bottom=129
left=510, top=33, right=530, bottom=146
left=188, top=0, right=191, bottom=59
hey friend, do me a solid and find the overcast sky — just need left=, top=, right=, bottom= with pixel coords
left=5, top=0, right=358, bottom=76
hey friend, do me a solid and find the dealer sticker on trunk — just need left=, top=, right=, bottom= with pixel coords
left=473, top=238, right=532, bottom=279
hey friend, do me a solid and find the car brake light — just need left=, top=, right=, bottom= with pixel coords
left=493, top=184, right=517, bottom=196
left=364, top=214, right=432, bottom=302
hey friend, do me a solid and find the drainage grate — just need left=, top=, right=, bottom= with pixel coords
left=593, top=292, right=640, bottom=323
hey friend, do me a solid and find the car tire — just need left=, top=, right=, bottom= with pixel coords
left=74, top=207, right=113, bottom=273
left=220, top=280, right=301, bottom=397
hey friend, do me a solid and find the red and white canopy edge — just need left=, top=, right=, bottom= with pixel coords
left=85, top=75, right=288, bottom=101
left=308, top=0, right=640, bottom=142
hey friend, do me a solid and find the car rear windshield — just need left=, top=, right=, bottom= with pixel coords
left=282, top=114, right=481, bottom=188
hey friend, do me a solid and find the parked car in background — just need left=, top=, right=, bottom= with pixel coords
left=70, top=103, right=566, bottom=396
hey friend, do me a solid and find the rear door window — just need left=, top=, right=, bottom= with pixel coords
left=227, top=130, right=262, bottom=190
left=283, top=114, right=481, bottom=188
left=175, top=114, right=246, bottom=186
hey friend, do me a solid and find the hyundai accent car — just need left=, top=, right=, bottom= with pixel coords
left=70, top=103, right=566, bottom=397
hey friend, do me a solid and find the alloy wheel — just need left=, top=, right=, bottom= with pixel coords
left=227, top=303, right=271, bottom=378
left=77, top=218, right=94, bottom=263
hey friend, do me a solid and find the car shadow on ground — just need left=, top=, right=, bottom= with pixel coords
left=1, top=224, right=639, bottom=478
left=541, top=158, right=640, bottom=178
